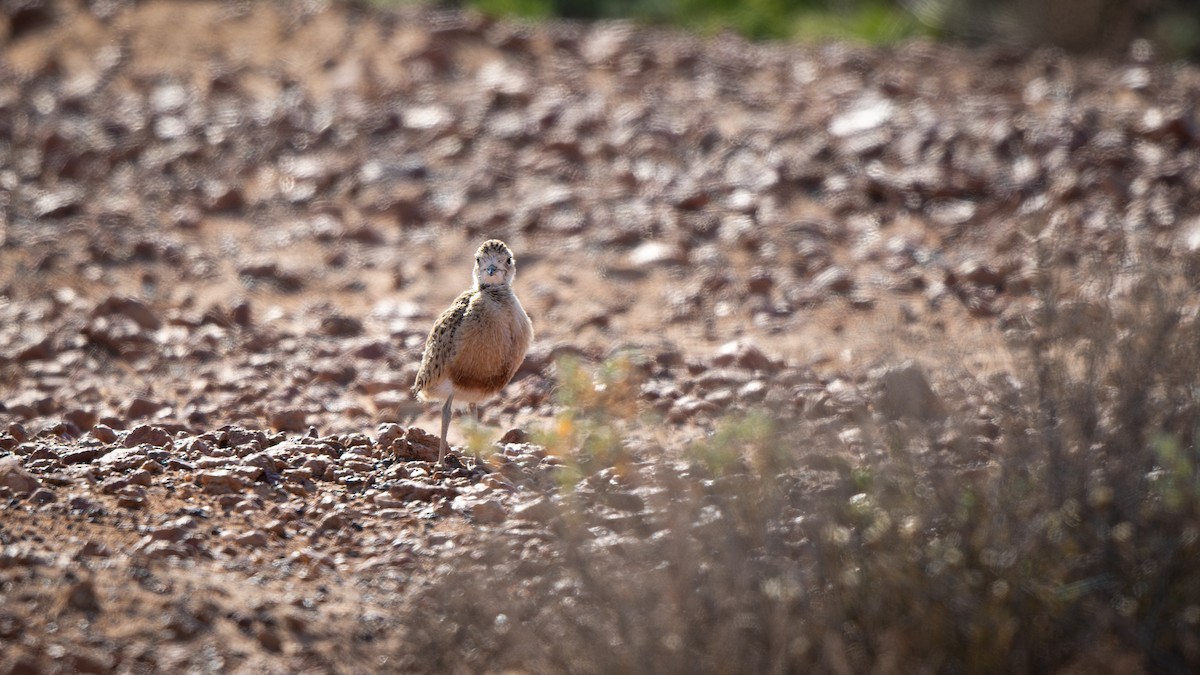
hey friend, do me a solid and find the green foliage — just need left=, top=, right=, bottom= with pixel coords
left=455, top=0, right=929, bottom=44
left=689, top=410, right=774, bottom=475
left=370, top=0, right=1200, bottom=55
left=532, top=352, right=647, bottom=478
left=471, top=0, right=556, bottom=20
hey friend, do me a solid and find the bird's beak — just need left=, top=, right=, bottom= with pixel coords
left=486, top=264, right=499, bottom=277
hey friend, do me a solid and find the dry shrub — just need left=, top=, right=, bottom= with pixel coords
left=399, top=240, right=1200, bottom=673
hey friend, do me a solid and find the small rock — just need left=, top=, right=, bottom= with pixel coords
left=64, top=579, right=101, bottom=614
left=929, top=199, right=977, bottom=226
left=116, top=486, right=147, bottom=510
left=627, top=241, right=686, bottom=267
left=317, top=512, right=347, bottom=532
left=873, top=361, right=943, bottom=421
left=511, top=496, right=557, bottom=523
left=7, top=423, right=28, bottom=443
left=498, top=428, right=530, bottom=444
left=393, top=428, right=441, bottom=463
left=100, top=477, right=130, bottom=495
left=92, top=295, right=161, bottom=330
left=28, top=487, right=56, bottom=504
left=225, top=427, right=268, bottom=448
left=829, top=96, right=894, bottom=137
left=196, top=470, right=247, bottom=494
left=146, top=522, right=191, bottom=543
left=239, top=262, right=303, bottom=291
left=140, top=459, right=165, bottom=474
left=124, top=424, right=172, bottom=448
left=747, top=270, right=775, bottom=294
left=377, top=423, right=406, bottom=448
left=257, top=626, right=283, bottom=652
left=667, top=396, right=721, bottom=423
left=68, top=495, right=102, bottom=512
left=63, top=409, right=99, bottom=431
left=694, top=368, right=754, bottom=389
left=952, top=260, right=1007, bottom=291
left=67, top=649, right=114, bottom=674
left=92, top=424, right=119, bottom=444
left=737, top=380, right=769, bottom=402
left=0, top=456, right=39, bottom=494
left=136, top=539, right=189, bottom=560
left=269, top=409, right=308, bottom=432
left=372, top=492, right=405, bottom=509
left=470, top=499, right=506, bottom=524
left=6, top=657, right=40, bottom=675
left=28, top=445, right=61, bottom=461
left=320, top=314, right=363, bottom=337
left=0, top=611, right=25, bottom=639
left=125, top=397, right=167, bottom=419
left=98, top=446, right=149, bottom=471
left=811, top=266, right=855, bottom=294
left=61, top=448, right=100, bottom=464
left=849, top=292, right=876, bottom=309
left=235, top=530, right=270, bottom=547
left=602, top=491, right=644, bottom=513
left=240, top=451, right=277, bottom=473
left=388, top=479, right=457, bottom=502
left=97, top=416, right=126, bottom=430
left=74, top=540, right=111, bottom=558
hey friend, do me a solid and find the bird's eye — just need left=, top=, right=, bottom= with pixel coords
left=507, top=257, right=513, bottom=265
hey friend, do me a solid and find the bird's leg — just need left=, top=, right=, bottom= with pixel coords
left=438, top=394, right=453, bottom=466
left=468, top=403, right=481, bottom=467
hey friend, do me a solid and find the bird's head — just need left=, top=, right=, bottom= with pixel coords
left=473, top=239, right=516, bottom=288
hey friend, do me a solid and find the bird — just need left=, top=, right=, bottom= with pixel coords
left=412, top=239, right=534, bottom=466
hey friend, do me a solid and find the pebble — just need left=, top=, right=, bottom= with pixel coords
left=235, top=530, right=270, bottom=547
left=125, top=397, right=168, bottom=420
left=873, top=361, right=943, bottom=421
left=470, top=498, right=507, bottom=524
left=88, top=422, right=118, bottom=444
left=64, top=579, right=101, bottom=613
left=388, top=480, right=457, bottom=502
left=811, top=266, right=855, bottom=294
left=28, top=488, right=56, bottom=504
left=268, top=409, right=309, bottom=432
left=61, top=448, right=100, bottom=464
left=74, top=540, right=111, bottom=558
left=196, top=470, right=248, bottom=494
left=0, top=457, right=40, bottom=494
left=712, top=340, right=778, bottom=371
left=116, top=486, right=147, bottom=510
left=511, top=496, right=558, bottom=523
left=98, top=447, right=149, bottom=471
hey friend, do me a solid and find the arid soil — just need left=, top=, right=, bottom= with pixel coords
left=2, top=0, right=1200, bottom=672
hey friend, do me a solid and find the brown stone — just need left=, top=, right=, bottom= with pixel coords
left=124, top=424, right=172, bottom=448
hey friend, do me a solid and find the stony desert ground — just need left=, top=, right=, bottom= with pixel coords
left=2, top=0, right=1200, bottom=672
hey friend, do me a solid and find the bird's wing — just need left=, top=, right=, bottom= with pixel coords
left=412, top=290, right=475, bottom=398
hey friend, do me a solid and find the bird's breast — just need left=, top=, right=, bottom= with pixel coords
left=446, top=292, right=532, bottom=399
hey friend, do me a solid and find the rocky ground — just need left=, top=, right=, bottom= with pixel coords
left=2, top=0, right=1200, bottom=672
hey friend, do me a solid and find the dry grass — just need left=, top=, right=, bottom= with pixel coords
left=399, top=239, right=1200, bottom=673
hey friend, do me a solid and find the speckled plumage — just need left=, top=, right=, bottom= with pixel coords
left=412, top=239, right=533, bottom=465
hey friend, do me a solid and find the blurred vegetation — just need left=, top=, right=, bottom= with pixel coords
left=464, top=0, right=926, bottom=42
left=405, top=0, right=1200, bottom=57
left=402, top=239, right=1200, bottom=672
